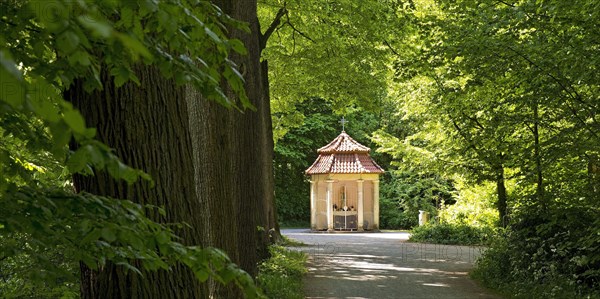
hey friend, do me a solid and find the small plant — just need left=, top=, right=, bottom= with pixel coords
left=257, top=245, right=307, bottom=299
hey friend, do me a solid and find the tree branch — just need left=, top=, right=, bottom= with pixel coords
left=259, top=4, right=287, bottom=51
left=284, top=18, right=314, bottom=43
left=383, top=39, right=400, bottom=56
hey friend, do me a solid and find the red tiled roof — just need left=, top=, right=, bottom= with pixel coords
left=306, top=132, right=384, bottom=175
left=317, top=131, right=370, bottom=153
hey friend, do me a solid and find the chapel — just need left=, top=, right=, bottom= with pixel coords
left=305, top=127, right=384, bottom=231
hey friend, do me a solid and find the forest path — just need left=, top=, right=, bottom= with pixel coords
left=282, top=229, right=502, bottom=299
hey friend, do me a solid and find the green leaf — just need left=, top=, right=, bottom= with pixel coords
left=66, top=147, right=90, bottom=174
left=110, top=66, right=132, bottom=87
left=26, top=80, right=61, bottom=122
left=116, top=33, right=153, bottom=60
left=155, top=231, right=170, bottom=245
left=56, top=31, right=80, bottom=54
left=68, top=50, right=91, bottom=66
left=116, top=262, right=142, bottom=276
left=101, top=227, right=117, bottom=242
left=0, top=51, right=25, bottom=108
left=63, top=109, right=86, bottom=134
left=228, top=39, right=248, bottom=55
left=78, top=15, right=113, bottom=38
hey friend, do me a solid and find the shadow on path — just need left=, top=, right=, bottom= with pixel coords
left=282, top=229, right=501, bottom=299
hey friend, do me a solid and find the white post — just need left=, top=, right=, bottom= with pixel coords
left=326, top=180, right=334, bottom=231
left=310, top=179, right=317, bottom=230
left=373, top=179, right=380, bottom=230
left=357, top=179, right=364, bottom=231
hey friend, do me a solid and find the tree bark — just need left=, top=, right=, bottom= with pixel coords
left=68, top=1, right=274, bottom=296
left=66, top=65, right=206, bottom=298
left=494, top=157, right=508, bottom=227
left=261, top=59, right=281, bottom=243
left=216, top=0, right=272, bottom=273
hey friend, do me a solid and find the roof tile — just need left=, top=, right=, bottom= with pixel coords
left=306, top=132, right=384, bottom=175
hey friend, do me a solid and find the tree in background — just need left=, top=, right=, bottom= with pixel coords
left=374, top=0, right=600, bottom=295
left=1, top=0, right=268, bottom=297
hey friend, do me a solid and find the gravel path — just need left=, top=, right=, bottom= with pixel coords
left=282, top=229, right=502, bottom=299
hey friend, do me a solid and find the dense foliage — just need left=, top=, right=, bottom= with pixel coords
left=378, top=0, right=600, bottom=296
left=1, top=0, right=263, bottom=297
left=409, top=223, right=495, bottom=246
left=264, top=0, right=600, bottom=297
left=273, top=98, right=387, bottom=226
left=257, top=245, right=307, bottom=299
left=379, top=170, right=454, bottom=229
left=3, top=0, right=599, bottom=297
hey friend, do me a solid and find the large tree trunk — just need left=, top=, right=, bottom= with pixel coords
left=217, top=0, right=272, bottom=272
left=66, top=65, right=206, bottom=298
left=185, top=89, right=241, bottom=298
left=68, top=1, right=273, bottom=296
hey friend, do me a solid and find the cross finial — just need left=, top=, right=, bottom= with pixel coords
left=339, top=117, right=348, bottom=132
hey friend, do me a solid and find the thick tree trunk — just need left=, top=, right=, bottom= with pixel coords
left=66, top=65, right=206, bottom=298
left=185, top=88, right=241, bottom=298
left=212, top=0, right=272, bottom=276
left=68, top=1, right=273, bottom=296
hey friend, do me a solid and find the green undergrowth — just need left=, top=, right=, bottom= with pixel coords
left=277, top=235, right=306, bottom=247
left=472, top=210, right=600, bottom=299
left=257, top=245, right=307, bottom=299
left=409, top=223, right=495, bottom=245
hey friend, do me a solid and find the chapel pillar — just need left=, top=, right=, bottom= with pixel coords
left=373, top=179, right=380, bottom=230
left=326, top=179, right=334, bottom=231
left=357, top=179, right=364, bottom=231
left=310, top=180, right=317, bottom=230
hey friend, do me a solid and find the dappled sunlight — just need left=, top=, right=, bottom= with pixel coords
left=282, top=229, right=501, bottom=298
left=361, top=232, right=411, bottom=240
left=422, top=282, right=451, bottom=287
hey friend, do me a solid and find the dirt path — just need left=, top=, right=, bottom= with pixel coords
left=282, top=229, right=501, bottom=299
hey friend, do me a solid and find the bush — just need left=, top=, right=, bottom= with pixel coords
left=257, top=245, right=307, bottom=299
left=472, top=206, right=600, bottom=298
left=409, top=223, right=495, bottom=245
left=379, top=198, right=417, bottom=229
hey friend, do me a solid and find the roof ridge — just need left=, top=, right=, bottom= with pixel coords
left=317, top=131, right=370, bottom=154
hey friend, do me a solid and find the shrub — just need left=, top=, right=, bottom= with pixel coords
left=472, top=206, right=600, bottom=298
left=257, top=245, right=307, bottom=299
left=409, top=223, right=495, bottom=245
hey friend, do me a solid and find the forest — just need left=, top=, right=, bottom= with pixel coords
left=1, top=0, right=599, bottom=298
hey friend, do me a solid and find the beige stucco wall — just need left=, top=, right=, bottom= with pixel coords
left=311, top=173, right=379, bottom=230
left=363, top=180, right=374, bottom=229
left=316, top=181, right=327, bottom=229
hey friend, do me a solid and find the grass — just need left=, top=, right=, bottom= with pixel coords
left=257, top=245, right=307, bottom=299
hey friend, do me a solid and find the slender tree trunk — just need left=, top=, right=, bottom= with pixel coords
left=261, top=59, right=281, bottom=242
left=494, top=157, right=508, bottom=227
left=532, top=101, right=545, bottom=208
left=587, top=154, right=599, bottom=195
left=258, top=5, right=284, bottom=242
left=66, top=65, right=206, bottom=298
